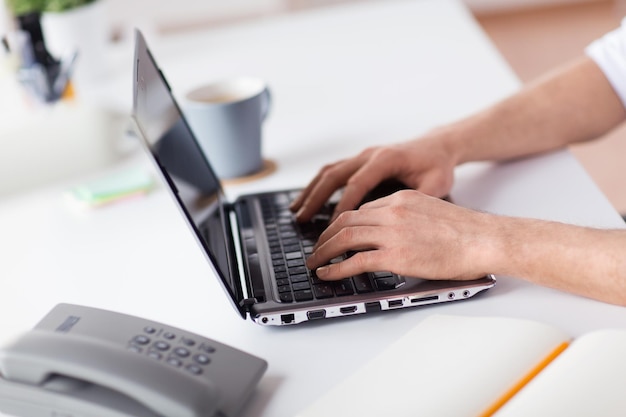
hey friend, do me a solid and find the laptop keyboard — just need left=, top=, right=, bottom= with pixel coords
left=260, top=192, right=405, bottom=303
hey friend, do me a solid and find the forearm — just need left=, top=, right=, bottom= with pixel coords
left=442, top=56, right=626, bottom=165
left=486, top=215, right=626, bottom=306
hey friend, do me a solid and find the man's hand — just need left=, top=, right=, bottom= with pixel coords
left=305, top=190, right=496, bottom=281
left=289, top=135, right=458, bottom=223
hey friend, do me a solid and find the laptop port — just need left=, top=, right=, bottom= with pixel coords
left=281, top=313, right=295, bottom=324
left=339, top=306, right=357, bottom=314
left=388, top=299, right=403, bottom=308
left=410, top=295, right=439, bottom=303
left=365, top=301, right=381, bottom=312
left=307, top=310, right=326, bottom=320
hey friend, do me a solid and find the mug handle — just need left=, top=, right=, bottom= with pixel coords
left=261, top=87, right=272, bottom=121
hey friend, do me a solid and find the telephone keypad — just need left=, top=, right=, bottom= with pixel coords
left=129, top=327, right=217, bottom=377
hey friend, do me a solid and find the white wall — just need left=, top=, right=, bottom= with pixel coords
left=463, top=0, right=605, bottom=14
left=0, top=0, right=608, bottom=39
left=104, top=0, right=286, bottom=34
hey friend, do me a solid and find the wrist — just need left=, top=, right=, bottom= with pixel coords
left=468, top=212, right=511, bottom=277
left=435, top=114, right=487, bottom=166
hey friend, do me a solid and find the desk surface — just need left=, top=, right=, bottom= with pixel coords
left=2, top=1, right=626, bottom=416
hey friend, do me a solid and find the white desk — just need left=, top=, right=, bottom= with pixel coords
left=2, top=1, right=626, bottom=416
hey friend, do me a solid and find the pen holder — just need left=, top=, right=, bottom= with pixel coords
left=41, top=0, right=109, bottom=93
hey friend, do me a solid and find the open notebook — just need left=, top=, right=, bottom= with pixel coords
left=295, top=314, right=626, bottom=417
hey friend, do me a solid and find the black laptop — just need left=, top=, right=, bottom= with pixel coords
left=131, top=30, right=496, bottom=326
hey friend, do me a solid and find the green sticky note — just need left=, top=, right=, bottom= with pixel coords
left=69, top=168, right=155, bottom=208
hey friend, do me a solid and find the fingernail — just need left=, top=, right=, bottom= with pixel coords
left=316, top=266, right=330, bottom=278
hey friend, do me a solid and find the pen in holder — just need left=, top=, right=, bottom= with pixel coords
left=7, top=12, right=76, bottom=103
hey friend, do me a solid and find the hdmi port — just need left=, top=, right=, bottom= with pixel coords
left=340, top=306, right=357, bottom=314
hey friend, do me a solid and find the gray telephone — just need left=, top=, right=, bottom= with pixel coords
left=0, top=304, right=267, bottom=417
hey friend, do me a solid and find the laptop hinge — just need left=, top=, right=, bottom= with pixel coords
left=239, top=298, right=258, bottom=311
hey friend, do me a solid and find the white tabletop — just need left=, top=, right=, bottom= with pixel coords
left=2, top=1, right=626, bottom=416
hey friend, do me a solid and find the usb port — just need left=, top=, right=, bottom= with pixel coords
left=388, top=299, right=403, bottom=308
left=339, top=306, right=357, bottom=314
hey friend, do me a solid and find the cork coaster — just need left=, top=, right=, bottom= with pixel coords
left=221, top=159, right=277, bottom=186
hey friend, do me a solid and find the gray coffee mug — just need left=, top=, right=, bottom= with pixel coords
left=183, top=77, right=271, bottom=179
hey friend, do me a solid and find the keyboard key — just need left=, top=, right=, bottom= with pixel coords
left=353, top=274, right=374, bottom=293
left=292, top=281, right=311, bottom=291
left=285, top=251, right=302, bottom=260
left=289, top=274, right=309, bottom=283
left=288, top=266, right=308, bottom=275
left=313, top=283, right=334, bottom=298
left=279, top=292, right=293, bottom=302
left=294, top=289, right=314, bottom=301
left=278, top=285, right=292, bottom=293
left=287, top=259, right=305, bottom=268
left=374, top=276, right=399, bottom=290
left=276, top=278, right=290, bottom=287
left=283, top=244, right=301, bottom=253
left=282, top=238, right=300, bottom=246
left=333, top=279, right=355, bottom=296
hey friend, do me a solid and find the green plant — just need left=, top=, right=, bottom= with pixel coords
left=6, top=0, right=96, bottom=15
left=5, top=0, right=46, bottom=15
left=44, top=0, right=97, bottom=12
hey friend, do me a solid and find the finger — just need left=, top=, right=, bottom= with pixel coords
left=357, top=193, right=396, bottom=210
left=294, top=158, right=366, bottom=222
left=289, top=164, right=335, bottom=212
left=314, top=207, right=387, bottom=251
left=330, top=161, right=396, bottom=221
left=306, top=224, right=381, bottom=270
left=314, top=251, right=388, bottom=281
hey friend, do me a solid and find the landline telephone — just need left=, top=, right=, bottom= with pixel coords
left=0, top=304, right=267, bottom=417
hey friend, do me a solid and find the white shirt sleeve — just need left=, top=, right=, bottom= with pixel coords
left=585, top=18, right=626, bottom=109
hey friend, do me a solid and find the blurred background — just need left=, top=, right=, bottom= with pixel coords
left=1, top=0, right=625, bottom=212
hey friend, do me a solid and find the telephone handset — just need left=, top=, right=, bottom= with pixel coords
left=0, top=304, right=267, bottom=417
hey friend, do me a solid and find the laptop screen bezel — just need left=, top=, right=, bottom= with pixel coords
left=131, top=29, right=247, bottom=318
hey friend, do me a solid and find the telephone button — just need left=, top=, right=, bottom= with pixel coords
left=186, top=364, right=203, bottom=375
left=127, top=345, right=143, bottom=353
left=147, top=351, right=162, bottom=360
left=200, top=344, right=216, bottom=354
left=143, top=326, right=157, bottom=334
left=154, top=341, right=170, bottom=351
left=163, top=332, right=176, bottom=340
left=133, top=335, right=150, bottom=345
left=181, top=337, right=196, bottom=347
left=193, top=354, right=211, bottom=365
left=167, top=357, right=183, bottom=367
left=174, top=347, right=190, bottom=358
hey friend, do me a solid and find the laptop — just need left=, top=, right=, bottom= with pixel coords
left=131, top=30, right=496, bottom=326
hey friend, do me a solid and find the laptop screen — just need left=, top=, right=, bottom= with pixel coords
left=131, top=31, right=245, bottom=315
